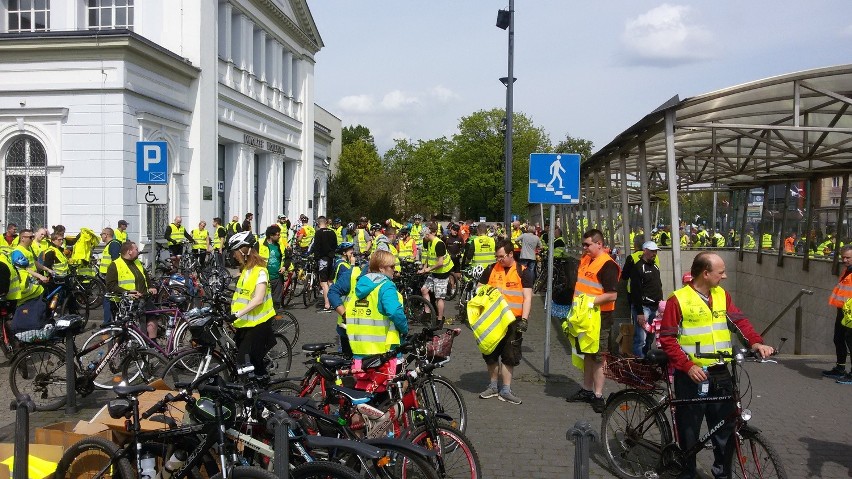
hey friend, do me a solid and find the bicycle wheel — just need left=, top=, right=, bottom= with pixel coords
left=79, top=326, right=148, bottom=389
left=600, top=390, right=672, bottom=479
left=292, top=462, right=360, bottom=479
left=408, top=424, right=482, bottom=479
left=170, top=319, right=196, bottom=353
left=272, top=309, right=300, bottom=346
left=731, top=429, right=788, bottom=479
left=369, top=444, right=442, bottom=479
left=265, top=333, right=293, bottom=376
left=417, top=375, right=468, bottom=434
left=303, top=273, right=317, bottom=308
left=160, top=348, right=233, bottom=389
left=54, top=436, right=135, bottom=478
left=9, top=345, right=67, bottom=411
left=120, top=349, right=168, bottom=385
left=404, top=295, right=437, bottom=329
left=444, top=275, right=458, bottom=301
left=81, top=277, right=106, bottom=308
left=211, top=465, right=278, bottom=479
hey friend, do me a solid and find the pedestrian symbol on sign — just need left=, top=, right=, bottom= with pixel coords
left=547, top=156, right=566, bottom=190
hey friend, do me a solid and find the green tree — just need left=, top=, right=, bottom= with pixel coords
left=385, top=137, right=455, bottom=219
left=554, top=134, right=594, bottom=163
left=448, top=109, right=550, bottom=220
left=328, top=138, right=386, bottom=220
left=342, top=125, right=376, bottom=150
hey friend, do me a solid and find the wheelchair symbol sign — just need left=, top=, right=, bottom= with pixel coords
left=136, top=184, right=168, bottom=205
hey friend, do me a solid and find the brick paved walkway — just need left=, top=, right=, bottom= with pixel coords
left=0, top=296, right=849, bottom=478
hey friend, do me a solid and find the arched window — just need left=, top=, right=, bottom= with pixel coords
left=4, top=135, right=47, bottom=228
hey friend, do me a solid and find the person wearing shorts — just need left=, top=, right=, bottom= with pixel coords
left=419, top=226, right=454, bottom=324
left=311, top=216, right=338, bottom=312
left=476, top=239, right=533, bottom=404
left=565, top=229, right=619, bottom=413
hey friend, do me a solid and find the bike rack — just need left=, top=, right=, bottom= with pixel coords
left=759, top=288, right=813, bottom=355
left=10, top=394, right=35, bottom=479
left=567, top=420, right=597, bottom=479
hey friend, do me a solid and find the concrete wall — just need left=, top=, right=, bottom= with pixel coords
left=653, top=250, right=840, bottom=355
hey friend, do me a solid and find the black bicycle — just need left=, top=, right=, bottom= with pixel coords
left=600, top=348, right=787, bottom=479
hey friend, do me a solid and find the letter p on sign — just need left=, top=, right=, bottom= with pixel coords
left=144, top=145, right=161, bottom=171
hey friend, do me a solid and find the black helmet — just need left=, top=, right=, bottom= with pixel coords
left=333, top=217, right=342, bottom=224
left=299, top=214, right=309, bottom=222
left=370, top=223, right=383, bottom=232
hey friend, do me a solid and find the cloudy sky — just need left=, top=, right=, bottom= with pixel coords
left=307, top=1, right=852, bottom=154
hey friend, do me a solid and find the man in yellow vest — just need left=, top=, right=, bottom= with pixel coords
left=295, top=214, right=315, bottom=253
left=15, top=228, right=53, bottom=277
left=191, top=220, right=211, bottom=268
left=418, top=226, right=454, bottom=325
left=396, top=227, right=417, bottom=263
left=354, top=217, right=372, bottom=258
left=465, top=223, right=496, bottom=267
left=258, top=224, right=285, bottom=309
left=105, top=241, right=158, bottom=336
left=212, top=217, right=227, bottom=267
left=566, top=229, right=619, bottom=413
left=98, top=228, right=122, bottom=276
left=115, top=220, right=129, bottom=243
left=476, top=239, right=533, bottom=404
left=659, top=252, right=773, bottom=479
left=226, top=216, right=242, bottom=237
left=164, top=216, right=193, bottom=257
left=332, top=218, right=345, bottom=244
left=408, top=214, right=424, bottom=249
left=0, top=223, right=18, bottom=255
left=825, top=245, right=852, bottom=380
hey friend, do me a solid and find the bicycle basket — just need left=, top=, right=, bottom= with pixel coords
left=426, top=328, right=460, bottom=363
left=188, top=315, right=220, bottom=347
left=602, top=353, right=664, bottom=390
left=14, top=324, right=55, bottom=343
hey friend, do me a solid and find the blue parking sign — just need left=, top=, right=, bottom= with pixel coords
left=136, top=141, right=168, bottom=184
left=528, top=153, right=580, bottom=204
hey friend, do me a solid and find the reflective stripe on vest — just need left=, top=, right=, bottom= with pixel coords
left=338, top=264, right=360, bottom=326
left=397, top=238, right=415, bottom=260
left=471, top=236, right=496, bottom=267
left=114, top=258, right=147, bottom=292
left=673, top=286, right=732, bottom=367
left=299, top=225, right=315, bottom=248
left=486, top=262, right=525, bottom=316
left=192, top=229, right=209, bottom=250
left=168, top=224, right=186, bottom=246
left=356, top=229, right=370, bottom=254
left=409, top=224, right=423, bottom=244
left=469, top=286, right=515, bottom=354
left=1, top=254, right=21, bottom=300
left=426, top=238, right=454, bottom=274
left=829, top=272, right=852, bottom=308
left=232, top=266, right=275, bottom=328
left=574, top=253, right=619, bottom=312
left=49, top=245, right=69, bottom=276
left=761, top=234, right=773, bottom=248
left=16, top=268, right=43, bottom=303
left=345, top=278, right=401, bottom=355
left=99, top=239, right=121, bottom=274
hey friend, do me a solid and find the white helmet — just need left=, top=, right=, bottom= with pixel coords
left=228, top=231, right=256, bottom=251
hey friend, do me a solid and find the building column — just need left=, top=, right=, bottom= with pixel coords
left=283, top=50, right=293, bottom=99
left=218, top=1, right=232, bottom=62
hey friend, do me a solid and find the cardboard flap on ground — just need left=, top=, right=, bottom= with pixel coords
left=36, top=421, right=113, bottom=449
left=0, top=443, right=64, bottom=479
left=89, top=389, right=188, bottom=432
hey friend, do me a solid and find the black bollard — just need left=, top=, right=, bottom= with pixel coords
left=11, top=394, right=35, bottom=479
left=567, top=420, right=598, bottom=479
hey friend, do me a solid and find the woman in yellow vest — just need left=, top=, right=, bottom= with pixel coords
left=345, top=250, right=408, bottom=391
left=227, top=231, right=277, bottom=376
left=191, top=220, right=211, bottom=268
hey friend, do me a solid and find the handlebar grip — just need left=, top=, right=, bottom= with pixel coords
left=141, top=393, right=174, bottom=420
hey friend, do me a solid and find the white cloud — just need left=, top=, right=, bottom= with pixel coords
left=381, top=90, right=420, bottom=110
left=428, top=85, right=459, bottom=102
left=338, top=94, right=375, bottom=113
left=621, top=4, right=714, bottom=66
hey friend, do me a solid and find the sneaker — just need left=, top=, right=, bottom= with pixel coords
left=566, top=388, right=595, bottom=403
left=591, top=395, right=606, bottom=414
left=822, top=365, right=846, bottom=378
left=837, top=373, right=852, bottom=385
left=498, top=390, right=522, bottom=404
left=479, top=385, right=499, bottom=399
left=319, top=307, right=334, bottom=314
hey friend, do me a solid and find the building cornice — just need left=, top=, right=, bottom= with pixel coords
left=254, top=0, right=323, bottom=55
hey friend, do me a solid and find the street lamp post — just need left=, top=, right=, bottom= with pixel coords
left=497, top=1, right=514, bottom=228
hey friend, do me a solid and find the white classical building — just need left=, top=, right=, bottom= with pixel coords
left=0, top=0, right=338, bottom=242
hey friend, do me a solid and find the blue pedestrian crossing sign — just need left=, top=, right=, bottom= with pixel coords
left=528, top=153, right=580, bottom=204
left=136, top=141, right=169, bottom=184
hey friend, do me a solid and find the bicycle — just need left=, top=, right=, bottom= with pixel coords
left=600, top=348, right=788, bottom=479
left=394, top=260, right=438, bottom=328
left=299, top=253, right=321, bottom=308
left=454, top=266, right=483, bottom=325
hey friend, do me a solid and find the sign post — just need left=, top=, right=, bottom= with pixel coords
left=529, top=153, right=580, bottom=375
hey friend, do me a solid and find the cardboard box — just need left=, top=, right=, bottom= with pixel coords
left=89, top=389, right=188, bottom=433
left=0, top=443, right=64, bottom=479
left=35, top=421, right=114, bottom=449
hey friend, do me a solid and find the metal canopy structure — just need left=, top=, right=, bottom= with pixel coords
left=574, top=64, right=852, bottom=283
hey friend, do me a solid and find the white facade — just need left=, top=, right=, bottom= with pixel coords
left=0, top=0, right=332, bottom=242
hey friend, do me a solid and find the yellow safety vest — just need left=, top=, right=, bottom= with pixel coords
left=167, top=224, right=186, bottom=246
left=672, top=286, right=732, bottom=368
left=344, top=277, right=401, bottom=355
left=213, top=226, right=226, bottom=249
left=231, top=266, right=275, bottom=328
left=337, top=264, right=360, bottom=326
left=333, top=226, right=344, bottom=244
left=17, top=267, right=44, bottom=303
left=397, top=238, right=415, bottom=261
left=409, top=224, right=423, bottom=244
left=356, top=229, right=370, bottom=254
left=745, top=234, right=756, bottom=249
left=0, top=235, right=17, bottom=255
left=258, top=241, right=271, bottom=260
left=47, top=245, right=69, bottom=276
left=99, top=239, right=121, bottom=274
left=424, top=238, right=453, bottom=275
left=115, top=229, right=128, bottom=243
left=226, top=222, right=240, bottom=235
left=1, top=254, right=22, bottom=300
left=761, top=233, right=773, bottom=249
left=14, top=245, right=36, bottom=267
left=389, top=243, right=401, bottom=272
left=563, top=293, right=601, bottom=369
left=114, top=258, right=147, bottom=293
left=471, top=235, right=496, bottom=267
left=680, top=234, right=689, bottom=249
left=299, top=225, right=315, bottom=248
left=466, top=285, right=515, bottom=354
left=192, top=229, right=209, bottom=250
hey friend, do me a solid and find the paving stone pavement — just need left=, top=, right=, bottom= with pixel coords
left=0, top=295, right=849, bottom=478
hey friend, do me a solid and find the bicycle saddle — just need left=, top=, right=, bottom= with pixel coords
left=301, top=342, right=336, bottom=353
left=257, top=391, right=310, bottom=411
left=320, top=355, right=352, bottom=370
left=645, top=349, right=669, bottom=366
left=327, top=384, right=372, bottom=404
left=113, top=384, right=156, bottom=398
